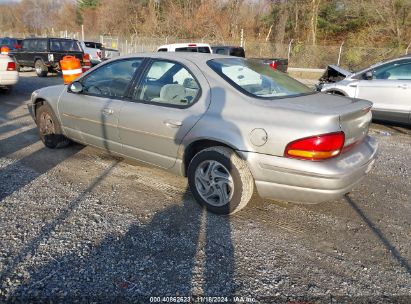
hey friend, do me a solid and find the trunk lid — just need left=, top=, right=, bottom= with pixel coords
left=338, top=100, right=372, bottom=147
left=256, top=92, right=372, bottom=148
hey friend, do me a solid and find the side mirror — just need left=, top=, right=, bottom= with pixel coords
left=364, top=71, right=373, bottom=80
left=69, top=81, right=83, bottom=93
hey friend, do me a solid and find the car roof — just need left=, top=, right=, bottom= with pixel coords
left=117, top=52, right=238, bottom=64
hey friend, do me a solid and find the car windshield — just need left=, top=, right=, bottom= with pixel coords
left=207, top=58, right=312, bottom=98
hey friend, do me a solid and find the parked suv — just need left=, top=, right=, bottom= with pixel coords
left=11, top=38, right=84, bottom=77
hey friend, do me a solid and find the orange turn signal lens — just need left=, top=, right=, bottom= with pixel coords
left=285, top=132, right=345, bottom=161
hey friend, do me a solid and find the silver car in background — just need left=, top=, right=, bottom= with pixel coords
left=28, top=53, right=377, bottom=214
left=320, top=56, right=411, bottom=125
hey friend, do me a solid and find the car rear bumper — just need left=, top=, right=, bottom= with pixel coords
left=240, top=136, right=378, bottom=203
left=0, top=71, right=18, bottom=86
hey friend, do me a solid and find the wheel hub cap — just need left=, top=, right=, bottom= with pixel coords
left=194, top=160, right=234, bottom=207
left=39, top=112, right=55, bottom=136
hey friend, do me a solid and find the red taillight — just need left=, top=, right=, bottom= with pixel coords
left=285, top=132, right=345, bottom=161
left=188, top=44, right=197, bottom=47
left=269, top=61, right=277, bottom=70
left=7, top=61, right=16, bottom=71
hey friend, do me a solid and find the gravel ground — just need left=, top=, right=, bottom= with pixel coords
left=0, top=72, right=410, bottom=303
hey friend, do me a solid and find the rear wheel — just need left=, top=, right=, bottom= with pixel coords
left=35, top=59, right=48, bottom=77
left=188, top=146, right=254, bottom=215
left=36, top=103, right=70, bottom=148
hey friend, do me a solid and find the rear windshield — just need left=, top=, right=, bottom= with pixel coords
left=85, top=42, right=102, bottom=49
left=50, top=39, right=82, bottom=52
left=230, top=48, right=245, bottom=57
left=175, top=47, right=211, bottom=53
left=207, top=58, right=312, bottom=99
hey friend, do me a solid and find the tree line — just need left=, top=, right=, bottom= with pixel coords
left=0, top=0, right=410, bottom=48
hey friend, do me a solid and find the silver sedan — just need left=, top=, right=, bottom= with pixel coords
left=28, top=53, right=378, bottom=214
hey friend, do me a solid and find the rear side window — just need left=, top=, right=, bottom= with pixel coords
left=197, top=47, right=211, bottom=53
left=35, top=40, right=47, bottom=51
left=230, top=48, right=245, bottom=57
left=24, top=40, right=38, bottom=50
left=133, top=60, right=200, bottom=107
left=158, top=48, right=167, bottom=52
left=214, top=48, right=228, bottom=55
left=50, top=40, right=82, bottom=52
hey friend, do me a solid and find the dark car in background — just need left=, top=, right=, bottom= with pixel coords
left=11, top=37, right=84, bottom=77
left=0, top=37, right=23, bottom=51
left=211, top=45, right=289, bottom=73
left=211, top=46, right=245, bottom=57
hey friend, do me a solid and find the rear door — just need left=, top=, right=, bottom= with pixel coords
left=118, top=58, right=211, bottom=169
left=58, top=58, right=144, bottom=152
left=355, top=59, right=411, bottom=124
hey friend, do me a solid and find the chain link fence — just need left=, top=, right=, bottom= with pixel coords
left=100, top=36, right=408, bottom=71
left=2, top=31, right=409, bottom=70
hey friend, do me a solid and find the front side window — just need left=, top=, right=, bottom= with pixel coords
left=80, top=59, right=143, bottom=98
left=207, top=58, right=312, bottom=99
left=133, top=60, right=200, bottom=106
left=372, top=60, right=411, bottom=80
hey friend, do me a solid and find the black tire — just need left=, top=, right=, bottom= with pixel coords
left=329, top=90, right=345, bottom=96
left=36, top=103, right=70, bottom=149
left=187, top=146, right=254, bottom=215
left=34, top=59, right=48, bottom=77
left=1, top=86, right=12, bottom=94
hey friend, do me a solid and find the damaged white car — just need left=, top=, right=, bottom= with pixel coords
left=318, top=56, right=411, bottom=125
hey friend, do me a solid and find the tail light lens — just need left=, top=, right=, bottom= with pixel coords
left=285, top=132, right=345, bottom=161
left=7, top=61, right=16, bottom=71
left=269, top=61, right=277, bottom=70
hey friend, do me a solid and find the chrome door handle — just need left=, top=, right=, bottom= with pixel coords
left=102, top=108, right=114, bottom=115
left=164, top=119, right=182, bottom=128
left=397, top=84, right=408, bottom=89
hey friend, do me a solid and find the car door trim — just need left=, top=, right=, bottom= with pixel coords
left=62, top=112, right=117, bottom=128
left=116, top=124, right=174, bottom=140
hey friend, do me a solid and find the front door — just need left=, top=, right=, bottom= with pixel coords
left=118, top=59, right=211, bottom=169
left=58, top=58, right=144, bottom=152
left=355, top=59, right=411, bottom=124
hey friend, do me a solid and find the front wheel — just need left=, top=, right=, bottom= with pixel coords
left=36, top=103, right=70, bottom=148
left=188, top=146, right=254, bottom=215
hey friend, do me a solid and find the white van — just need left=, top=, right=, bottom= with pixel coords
left=157, top=43, right=212, bottom=53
